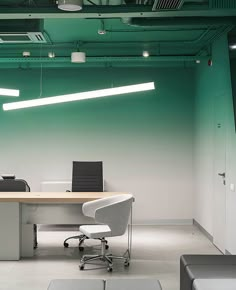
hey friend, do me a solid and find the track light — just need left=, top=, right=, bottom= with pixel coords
left=71, top=51, right=86, bottom=63
left=58, top=0, right=83, bottom=11
left=143, top=51, right=149, bottom=58
left=3, top=82, right=155, bottom=111
left=48, top=52, right=55, bottom=58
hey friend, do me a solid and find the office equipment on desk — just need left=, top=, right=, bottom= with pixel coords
left=63, top=161, right=103, bottom=248
left=0, top=191, right=125, bottom=260
left=0, top=178, right=30, bottom=191
left=41, top=181, right=72, bottom=192
left=1, top=174, right=15, bottom=180
left=79, top=194, right=133, bottom=272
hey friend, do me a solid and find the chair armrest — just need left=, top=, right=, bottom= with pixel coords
left=82, top=197, right=112, bottom=218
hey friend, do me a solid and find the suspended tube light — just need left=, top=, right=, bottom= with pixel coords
left=3, top=82, right=155, bottom=111
left=0, top=88, right=19, bottom=97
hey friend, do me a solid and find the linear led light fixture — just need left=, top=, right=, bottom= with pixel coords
left=0, top=88, right=19, bottom=97
left=3, top=82, right=155, bottom=111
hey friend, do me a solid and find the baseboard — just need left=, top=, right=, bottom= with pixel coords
left=39, top=220, right=193, bottom=231
left=133, top=219, right=193, bottom=226
left=225, top=250, right=232, bottom=255
left=193, top=219, right=213, bottom=242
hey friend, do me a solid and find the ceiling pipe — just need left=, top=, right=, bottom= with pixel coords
left=0, top=56, right=204, bottom=63
left=1, top=8, right=236, bottom=19
left=123, top=16, right=236, bottom=27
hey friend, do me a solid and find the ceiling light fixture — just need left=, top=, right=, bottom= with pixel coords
left=71, top=51, right=86, bottom=63
left=143, top=51, right=149, bottom=58
left=22, top=51, right=30, bottom=57
left=98, top=20, right=106, bottom=35
left=58, top=0, right=83, bottom=11
left=3, top=82, right=155, bottom=111
left=0, top=88, right=19, bottom=97
left=48, top=52, right=55, bottom=58
left=230, top=44, right=236, bottom=50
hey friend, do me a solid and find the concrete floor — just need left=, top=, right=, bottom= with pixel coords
left=0, top=225, right=220, bottom=290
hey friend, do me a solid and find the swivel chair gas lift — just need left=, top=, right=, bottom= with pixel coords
left=0, top=178, right=38, bottom=248
left=63, top=161, right=104, bottom=250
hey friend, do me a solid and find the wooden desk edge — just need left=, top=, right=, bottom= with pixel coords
left=0, top=192, right=131, bottom=203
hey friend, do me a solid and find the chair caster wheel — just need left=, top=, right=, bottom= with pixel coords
left=64, top=242, right=69, bottom=248
left=124, top=261, right=130, bottom=267
left=79, top=247, right=84, bottom=251
left=79, top=265, right=84, bottom=270
left=105, top=245, right=109, bottom=250
left=107, top=267, right=113, bottom=272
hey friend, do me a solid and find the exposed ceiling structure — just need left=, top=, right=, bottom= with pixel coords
left=0, top=0, right=235, bottom=67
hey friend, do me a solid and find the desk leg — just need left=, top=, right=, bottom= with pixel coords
left=0, top=202, right=20, bottom=260
left=21, top=224, right=34, bottom=257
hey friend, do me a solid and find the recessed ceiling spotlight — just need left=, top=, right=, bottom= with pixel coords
left=196, top=60, right=201, bottom=64
left=143, top=51, right=149, bottom=58
left=48, top=52, right=55, bottom=58
left=58, top=0, right=83, bottom=11
left=98, top=29, right=106, bottom=35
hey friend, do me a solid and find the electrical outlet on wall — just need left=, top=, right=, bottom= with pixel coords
left=230, top=183, right=235, bottom=192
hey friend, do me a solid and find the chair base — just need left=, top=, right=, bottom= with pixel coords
left=64, top=234, right=109, bottom=251
left=63, top=234, right=87, bottom=250
left=79, top=253, right=130, bottom=272
left=79, top=238, right=130, bottom=272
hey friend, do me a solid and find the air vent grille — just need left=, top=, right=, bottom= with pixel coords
left=0, top=32, right=46, bottom=43
left=209, top=0, right=236, bottom=8
left=153, top=0, right=184, bottom=10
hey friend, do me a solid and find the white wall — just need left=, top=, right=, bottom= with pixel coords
left=225, top=56, right=236, bottom=254
left=0, top=67, right=194, bottom=224
left=194, top=34, right=235, bottom=246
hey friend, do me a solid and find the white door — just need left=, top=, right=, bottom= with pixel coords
left=213, top=94, right=226, bottom=253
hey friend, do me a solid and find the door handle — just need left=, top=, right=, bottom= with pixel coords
left=218, top=172, right=226, bottom=178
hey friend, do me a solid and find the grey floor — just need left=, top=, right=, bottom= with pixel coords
left=0, top=225, right=220, bottom=290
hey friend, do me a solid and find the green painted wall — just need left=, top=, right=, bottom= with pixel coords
left=0, top=66, right=194, bottom=223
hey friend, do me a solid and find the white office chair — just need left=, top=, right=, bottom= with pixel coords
left=79, top=194, right=133, bottom=272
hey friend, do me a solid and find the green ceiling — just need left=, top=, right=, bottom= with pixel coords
left=0, top=0, right=235, bottom=67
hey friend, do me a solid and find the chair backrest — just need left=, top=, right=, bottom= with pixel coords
left=82, top=194, right=133, bottom=237
left=72, top=161, right=103, bottom=192
left=0, top=179, right=30, bottom=192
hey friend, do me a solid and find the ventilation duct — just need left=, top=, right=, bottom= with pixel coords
left=209, top=0, right=236, bottom=9
left=0, top=19, right=46, bottom=44
left=0, top=33, right=46, bottom=44
left=152, top=0, right=184, bottom=10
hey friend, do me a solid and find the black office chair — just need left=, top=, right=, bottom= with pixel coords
left=63, top=161, right=104, bottom=249
left=0, top=179, right=38, bottom=249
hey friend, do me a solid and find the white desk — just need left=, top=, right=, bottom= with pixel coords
left=0, top=192, right=127, bottom=260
